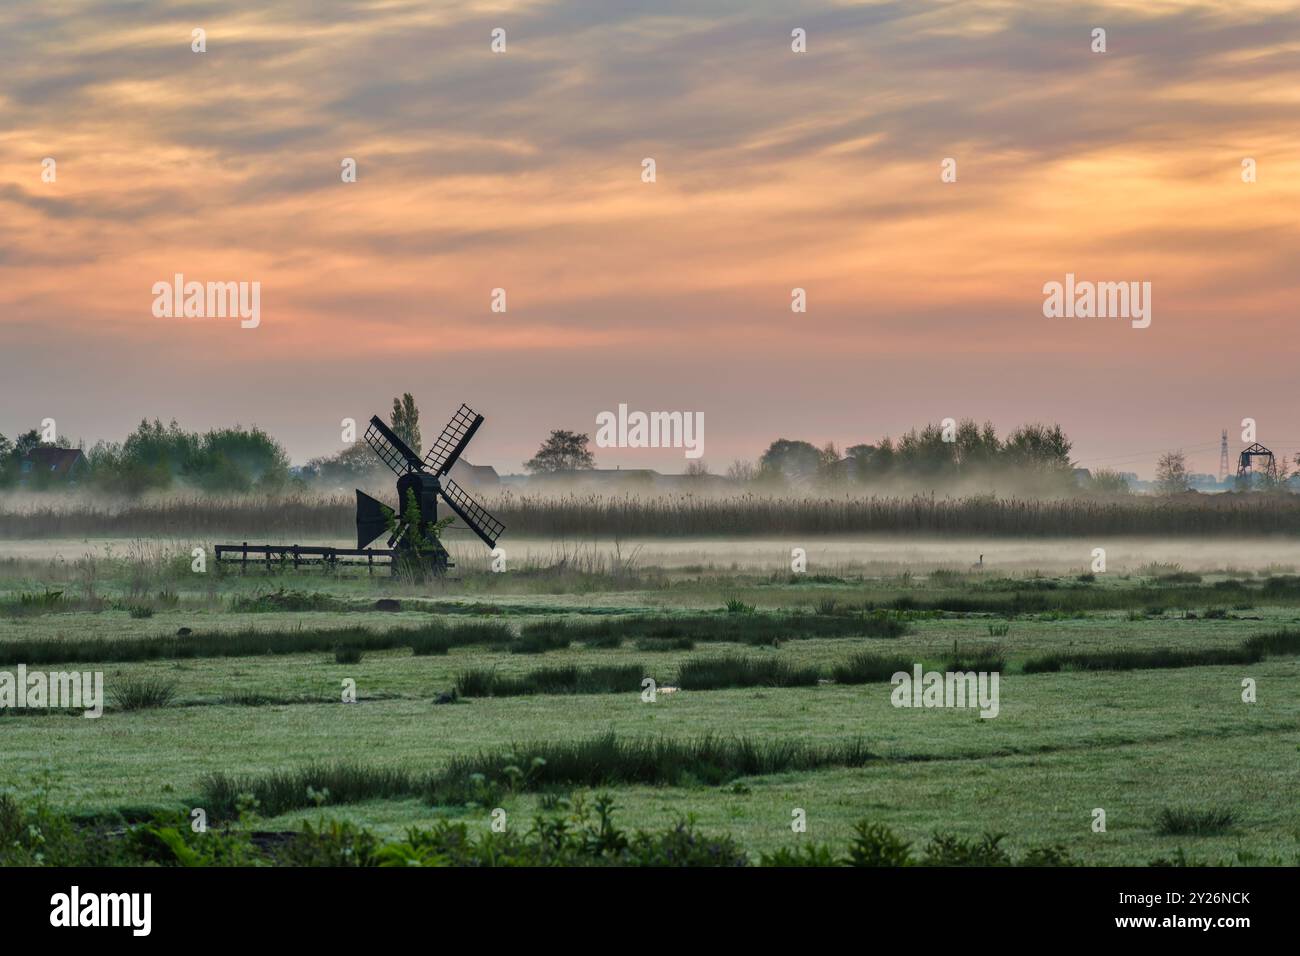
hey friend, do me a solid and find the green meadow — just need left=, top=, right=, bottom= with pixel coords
left=1, top=541, right=1298, bottom=866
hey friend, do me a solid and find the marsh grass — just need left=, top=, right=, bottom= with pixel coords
left=516, top=611, right=906, bottom=650
left=200, top=733, right=875, bottom=816
left=674, top=655, right=821, bottom=690
left=830, top=652, right=915, bottom=684
left=427, top=733, right=876, bottom=806
left=455, top=663, right=646, bottom=697
left=333, top=645, right=363, bottom=665
left=945, top=643, right=1006, bottom=672
left=110, top=676, right=178, bottom=710
left=0, top=621, right=512, bottom=666
left=1155, top=807, right=1237, bottom=836
left=635, top=636, right=696, bottom=652
left=1023, top=644, right=1261, bottom=673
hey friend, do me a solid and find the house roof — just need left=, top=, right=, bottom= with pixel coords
left=21, top=447, right=87, bottom=479
left=448, top=459, right=500, bottom=485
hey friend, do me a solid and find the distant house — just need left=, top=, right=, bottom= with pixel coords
left=19, top=447, right=87, bottom=484
left=448, top=459, right=500, bottom=489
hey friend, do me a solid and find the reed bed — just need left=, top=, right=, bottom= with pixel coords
left=8, top=490, right=1300, bottom=538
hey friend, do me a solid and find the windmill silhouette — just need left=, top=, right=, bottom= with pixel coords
left=215, top=403, right=504, bottom=575
left=357, top=404, right=505, bottom=572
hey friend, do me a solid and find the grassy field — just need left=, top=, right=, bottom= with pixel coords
left=2, top=536, right=1298, bottom=866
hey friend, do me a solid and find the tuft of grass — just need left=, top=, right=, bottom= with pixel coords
left=229, top=588, right=348, bottom=613
left=202, top=762, right=420, bottom=818
left=1155, top=806, right=1236, bottom=836
left=635, top=636, right=695, bottom=652
left=127, top=604, right=154, bottom=619
left=110, top=676, right=178, bottom=711
left=1023, top=640, right=1267, bottom=674
left=945, top=643, right=1006, bottom=672
left=455, top=663, right=646, bottom=698
left=674, top=655, right=821, bottom=690
left=830, top=652, right=914, bottom=685
left=510, top=625, right=572, bottom=654
left=986, top=622, right=1010, bottom=638
left=1241, top=628, right=1300, bottom=657
left=333, top=644, right=363, bottom=665
left=409, top=633, right=452, bottom=656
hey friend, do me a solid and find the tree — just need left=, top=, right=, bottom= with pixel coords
left=304, top=442, right=380, bottom=485
left=525, top=430, right=595, bottom=473
left=83, top=420, right=292, bottom=495
left=1155, top=450, right=1190, bottom=494
left=391, top=393, right=421, bottom=456
left=954, top=419, right=1000, bottom=469
left=758, top=439, right=822, bottom=481
left=726, top=459, right=757, bottom=482
left=1002, top=423, right=1072, bottom=471
left=684, top=460, right=710, bottom=478
left=1084, top=469, right=1131, bottom=495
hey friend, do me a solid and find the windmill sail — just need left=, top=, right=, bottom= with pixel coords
left=355, top=490, right=394, bottom=549
left=365, top=416, right=422, bottom=475
left=439, top=476, right=504, bottom=548
left=423, top=404, right=484, bottom=476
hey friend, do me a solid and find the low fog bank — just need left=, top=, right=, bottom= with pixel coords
left=3, top=534, right=1298, bottom=576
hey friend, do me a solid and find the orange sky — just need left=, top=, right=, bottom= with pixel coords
left=2, top=0, right=1299, bottom=475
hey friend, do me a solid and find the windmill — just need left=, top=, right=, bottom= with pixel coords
left=355, top=403, right=505, bottom=573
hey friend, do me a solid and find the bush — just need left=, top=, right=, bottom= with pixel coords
left=921, top=832, right=1013, bottom=866
left=846, top=821, right=913, bottom=867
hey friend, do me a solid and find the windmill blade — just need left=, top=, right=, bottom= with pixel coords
left=439, top=477, right=505, bottom=548
left=365, top=416, right=422, bottom=475
left=422, top=404, right=484, bottom=476
left=355, top=490, right=394, bottom=549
